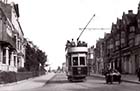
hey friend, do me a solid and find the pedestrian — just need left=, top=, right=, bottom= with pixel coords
left=136, top=67, right=140, bottom=81
left=71, top=39, right=75, bottom=47
left=105, top=69, right=113, bottom=84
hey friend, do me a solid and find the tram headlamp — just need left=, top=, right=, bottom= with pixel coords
left=78, top=67, right=81, bottom=70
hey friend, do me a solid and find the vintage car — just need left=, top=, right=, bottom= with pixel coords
left=105, top=69, right=121, bottom=84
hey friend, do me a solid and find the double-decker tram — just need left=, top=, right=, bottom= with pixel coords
left=65, top=13, right=95, bottom=81
left=65, top=40, right=88, bottom=81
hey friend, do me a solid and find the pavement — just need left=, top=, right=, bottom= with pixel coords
left=0, top=72, right=56, bottom=91
left=90, top=73, right=140, bottom=84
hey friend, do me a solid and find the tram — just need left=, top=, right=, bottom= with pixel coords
left=65, top=40, right=88, bottom=81
left=65, top=13, right=95, bottom=81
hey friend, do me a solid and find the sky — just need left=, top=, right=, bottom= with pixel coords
left=9, top=0, right=140, bottom=69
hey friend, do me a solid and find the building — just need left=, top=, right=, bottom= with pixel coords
left=103, top=33, right=111, bottom=70
left=92, top=2, right=140, bottom=74
left=62, top=62, right=66, bottom=72
left=105, top=3, right=140, bottom=74
left=109, top=10, right=138, bottom=74
left=87, top=46, right=94, bottom=74
left=94, top=39, right=105, bottom=74
left=0, top=1, right=25, bottom=72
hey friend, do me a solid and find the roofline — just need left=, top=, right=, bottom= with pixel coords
left=17, top=19, right=24, bottom=35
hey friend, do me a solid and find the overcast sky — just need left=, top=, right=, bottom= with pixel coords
left=9, top=0, right=140, bottom=69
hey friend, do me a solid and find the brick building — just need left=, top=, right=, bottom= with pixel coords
left=93, top=2, right=140, bottom=74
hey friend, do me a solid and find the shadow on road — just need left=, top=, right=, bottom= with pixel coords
left=43, top=74, right=70, bottom=85
left=47, top=79, right=69, bottom=84
left=33, top=80, right=48, bottom=83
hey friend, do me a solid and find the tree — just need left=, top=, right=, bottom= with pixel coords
left=24, top=43, right=38, bottom=71
left=57, top=66, right=61, bottom=71
left=36, top=49, right=47, bottom=66
left=24, top=41, right=47, bottom=72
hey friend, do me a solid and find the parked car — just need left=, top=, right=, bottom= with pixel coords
left=105, top=69, right=121, bottom=84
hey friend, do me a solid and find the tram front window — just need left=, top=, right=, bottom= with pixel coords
left=73, top=57, right=78, bottom=66
left=80, top=57, right=85, bottom=65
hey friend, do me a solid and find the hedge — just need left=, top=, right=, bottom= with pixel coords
left=0, top=71, right=45, bottom=84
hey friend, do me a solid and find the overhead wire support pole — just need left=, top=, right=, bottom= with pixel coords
left=77, top=14, right=95, bottom=41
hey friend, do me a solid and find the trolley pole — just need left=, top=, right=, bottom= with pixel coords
left=77, top=14, right=95, bottom=42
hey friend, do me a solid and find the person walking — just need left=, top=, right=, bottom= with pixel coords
left=105, top=69, right=113, bottom=84
left=136, top=67, right=140, bottom=81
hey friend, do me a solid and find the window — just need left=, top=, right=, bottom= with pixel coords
left=129, top=26, right=135, bottom=32
left=18, top=40, right=20, bottom=49
left=128, top=39, right=134, bottom=47
left=13, top=35, right=16, bottom=42
left=73, top=57, right=78, bottom=66
left=135, top=34, right=140, bottom=45
left=14, top=56, right=16, bottom=66
left=128, top=33, right=135, bottom=39
left=121, top=32, right=125, bottom=38
left=138, top=19, right=140, bottom=29
left=80, top=57, right=85, bottom=65
left=68, top=56, right=71, bottom=66
left=3, top=49, right=6, bottom=64
left=9, top=52, right=11, bottom=65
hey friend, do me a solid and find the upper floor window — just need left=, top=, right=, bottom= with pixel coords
left=121, top=31, right=125, bottom=38
left=116, top=34, right=120, bottom=40
left=6, top=25, right=12, bottom=37
left=128, top=33, right=135, bottom=39
left=128, top=39, right=134, bottom=47
left=121, top=31, right=125, bottom=46
left=135, top=34, right=140, bottom=45
left=138, top=19, right=140, bottom=29
left=129, top=26, right=135, bottom=32
left=18, top=40, right=20, bottom=50
left=123, top=20, right=126, bottom=25
left=110, top=38, right=113, bottom=44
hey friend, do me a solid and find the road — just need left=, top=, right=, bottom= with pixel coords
left=2, top=73, right=140, bottom=91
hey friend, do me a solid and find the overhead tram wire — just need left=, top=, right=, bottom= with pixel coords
left=79, top=28, right=111, bottom=30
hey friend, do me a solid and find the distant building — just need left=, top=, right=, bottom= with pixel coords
left=94, top=39, right=105, bottom=74
left=62, top=62, right=66, bottom=72
left=0, top=1, right=25, bottom=72
left=87, top=46, right=94, bottom=74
